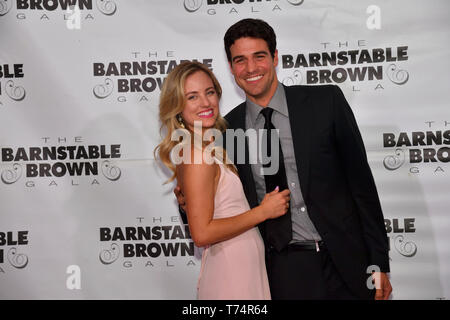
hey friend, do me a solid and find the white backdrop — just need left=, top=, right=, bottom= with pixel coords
left=0, top=0, right=449, bottom=299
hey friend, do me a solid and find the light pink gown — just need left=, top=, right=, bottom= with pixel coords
left=197, top=162, right=271, bottom=300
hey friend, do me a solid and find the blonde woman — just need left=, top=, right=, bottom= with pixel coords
left=155, top=61, right=290, bottom=299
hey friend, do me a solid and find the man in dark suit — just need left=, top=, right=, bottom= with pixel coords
left=177, top=18, right=392, bottom=300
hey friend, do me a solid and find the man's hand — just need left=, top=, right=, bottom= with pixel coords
left=174, top=185, right=186, bottom=211
left=373, top=272, right=392, bottom=300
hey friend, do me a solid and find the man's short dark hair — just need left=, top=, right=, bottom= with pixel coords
left=224, top=18, right=277, bottom=63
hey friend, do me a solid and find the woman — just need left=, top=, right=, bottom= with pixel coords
left=155, top=61, right=290, bottom=299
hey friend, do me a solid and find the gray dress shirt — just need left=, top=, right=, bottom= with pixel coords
left=245, top=82, right=322, bottom=242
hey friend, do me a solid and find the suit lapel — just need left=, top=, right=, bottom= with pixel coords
left=284, top=85, right=312, bottom=201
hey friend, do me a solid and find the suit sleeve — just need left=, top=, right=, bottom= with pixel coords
left=332, top=85, right=390, bottom=273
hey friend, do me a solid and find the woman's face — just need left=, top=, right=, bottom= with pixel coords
left=181, top=70, right=219, bottom=132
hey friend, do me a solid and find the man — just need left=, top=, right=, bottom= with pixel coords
left=177, top=18, right=392, bottom=300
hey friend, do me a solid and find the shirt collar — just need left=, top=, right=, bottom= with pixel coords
left=246, top=82, right=288, bottom=126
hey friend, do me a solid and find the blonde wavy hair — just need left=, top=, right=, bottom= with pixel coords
left=154, top=61, right=236, bottom=182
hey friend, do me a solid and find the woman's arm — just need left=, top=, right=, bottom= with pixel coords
left=178, top=162, right=289, bottom=247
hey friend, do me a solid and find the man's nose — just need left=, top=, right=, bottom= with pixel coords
left=246, top=58, right=257, bottom=73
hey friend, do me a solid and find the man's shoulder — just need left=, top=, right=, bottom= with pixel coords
left=224, top=101, right=246, bottom=127
left=284, top=84, right=337, bottom=95
left=284, top=84, right=344, bottom=106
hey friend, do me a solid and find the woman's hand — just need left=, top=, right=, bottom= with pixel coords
left=259, top=187, right=291, bottom=220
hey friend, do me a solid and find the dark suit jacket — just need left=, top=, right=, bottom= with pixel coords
left=223, top=84, right=390, bottom=299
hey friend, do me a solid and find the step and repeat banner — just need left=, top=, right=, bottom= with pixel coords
left=0, top=0, right=449, bottom=299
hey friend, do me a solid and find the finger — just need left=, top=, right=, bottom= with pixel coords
left=176, top=194, right=185, bottom=205
left=282, top=196, right=290, bottom=204
left=383, top=285, right=392, bottom=300
left=174, top=186, right=182, bottom=196
left=375, top=289, right=383, bottom=300
left=269, top=186, right=280, bottom=195
left=174, top=189, right=186, bottom=205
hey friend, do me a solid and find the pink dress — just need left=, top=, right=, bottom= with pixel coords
left=197, top=162, right=271, bottom=300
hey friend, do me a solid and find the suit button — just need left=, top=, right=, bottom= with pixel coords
left=300, top=206, right=306, bottom=212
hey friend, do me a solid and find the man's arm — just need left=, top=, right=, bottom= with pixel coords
left=332, top=85, right=392, bottom=299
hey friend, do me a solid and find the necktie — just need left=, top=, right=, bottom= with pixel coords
left=260, top=107, right=292, bottom=251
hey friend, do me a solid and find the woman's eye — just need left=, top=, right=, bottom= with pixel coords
left=187, top=95, right=196, bottom=100
left=207, top=90, right=216, bottom=95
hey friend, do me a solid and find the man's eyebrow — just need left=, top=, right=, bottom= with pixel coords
left=232, top=51, right=269, bottom=62
left=253, top=51, right=269, bottom=56
left=232, top=55, right=245, bottom=63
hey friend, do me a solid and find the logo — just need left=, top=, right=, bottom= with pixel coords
left=1, top=0, right=117, bottom=24
left=0, top=136, right=122, bottom=188
left=66, top=265, right=81, bottom=290
left=0, top=231, right=30, bottom=274
left=98, top=216, right=197, bottom=269
left=184, top=0, right=202, bottom=12
left=0, top=64, right=26, bottom=106
left=183, top=0, right=305, bottom=15
left=382, top=121, right=450, bottom=174
left=0, top=0, right=13, bottom=16
left=281, top=40, right=410, bottom=91
left=385, top=218, right=417, bottom=258
left=92, top=51, right=213, bottom=103
left=366, top=5, right=381, bottom=30
left=169, top=121, right=283, bottom=174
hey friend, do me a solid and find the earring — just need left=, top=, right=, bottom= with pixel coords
left=177, top=114, right=185, bottom=129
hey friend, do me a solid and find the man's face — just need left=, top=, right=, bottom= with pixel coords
left=229, top=37, right=278, bottom=107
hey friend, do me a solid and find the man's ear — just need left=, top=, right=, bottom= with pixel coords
left=228, top=61, right=235, bottom=76
left=228, top=61, right=233, bottom=72
left=273, top=49, right=279, bottom=67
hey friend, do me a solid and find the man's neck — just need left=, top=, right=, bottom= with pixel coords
left=246, top=80, right=279, bottom=107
